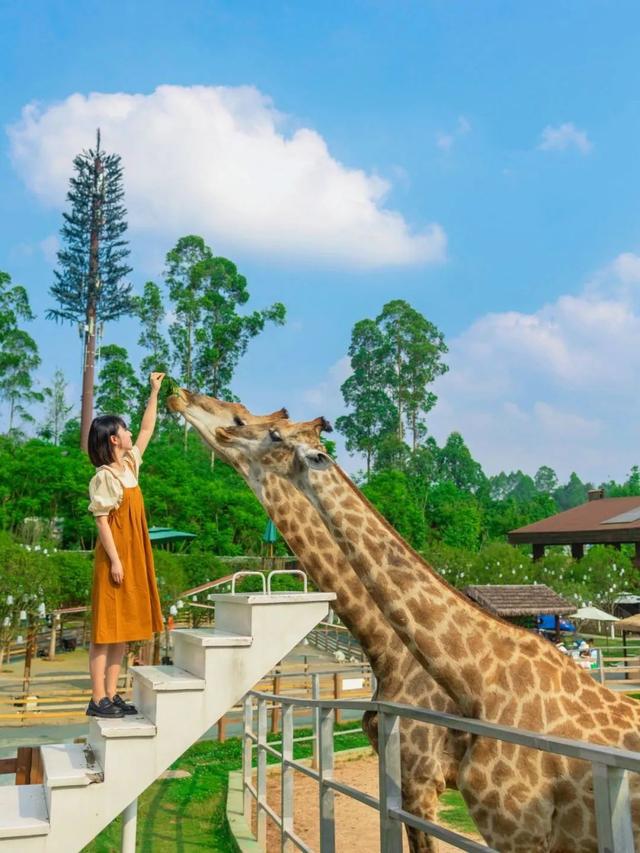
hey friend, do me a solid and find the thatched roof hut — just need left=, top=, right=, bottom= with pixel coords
left=463, top=584, right=574, bottom=618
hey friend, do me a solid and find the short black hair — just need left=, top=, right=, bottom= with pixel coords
left=88, top=415, right=127, bottom=468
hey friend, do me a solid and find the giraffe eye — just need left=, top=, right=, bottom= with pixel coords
left=233, top=415, right=247, bottom=426
left=269, top=429, right=283, bottom=442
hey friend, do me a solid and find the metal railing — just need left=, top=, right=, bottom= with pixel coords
left=307, top=622, right=365, bottom=662
left=242, top=686, right=640, bottom=853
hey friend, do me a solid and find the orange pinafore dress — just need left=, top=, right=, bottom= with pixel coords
left=89, top=448, right=163, bottom=644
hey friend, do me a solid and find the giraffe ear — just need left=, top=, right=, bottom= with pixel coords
left=311, top=416, right=332, bottom=434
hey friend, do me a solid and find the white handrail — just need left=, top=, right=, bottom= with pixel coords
left=231, top=571, right=267, bottom=595
left=267, top=569, right=308, bottom=594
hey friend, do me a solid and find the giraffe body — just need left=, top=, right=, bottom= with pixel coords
left=214, top=417, right=640, bottom=853
left=168, top=391, right=467, bottom=852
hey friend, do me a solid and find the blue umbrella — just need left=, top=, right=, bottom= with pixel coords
left=263, top=519, right=278, bottom=543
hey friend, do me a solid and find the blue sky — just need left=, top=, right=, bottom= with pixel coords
left=3, top=1, right=640, bottom=481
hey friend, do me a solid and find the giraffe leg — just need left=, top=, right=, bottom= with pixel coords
left=402, top=777, right=448, bottom=853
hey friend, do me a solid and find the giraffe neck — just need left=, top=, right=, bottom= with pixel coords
left=232, top=458, right=405, bottom=676
left=298, top=461, right=532, bottom=715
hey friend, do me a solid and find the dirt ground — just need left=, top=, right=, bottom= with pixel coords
left=254, top=752, right=483, bottom=853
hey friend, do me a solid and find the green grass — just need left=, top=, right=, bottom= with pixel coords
left=82, top=720, right=370, bottom=852
left=82, top=720, right=478, bottom=850
left=438, top=789, right=478, bottom=835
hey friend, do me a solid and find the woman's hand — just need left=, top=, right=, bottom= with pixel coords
left=110, top=560, right=124, bottom=585
left=150, top=372, right=166, bottom=394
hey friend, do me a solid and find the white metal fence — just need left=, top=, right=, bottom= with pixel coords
left=242, top=686, right=640, bottom=853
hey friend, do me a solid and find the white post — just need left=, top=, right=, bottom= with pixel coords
left=281, top=702, right=294, bottom=852
left=378, top=711, right=403, bottom=852
left=592, top=762, right=634, bottom=853
left=48, top=614, right=59, bottom=659
left=318, top=706, right=335, bottom=853
left=243, top=696, right=253, bottom=822
left=257, top=697, right=268, bottom=848
left=120, top=798, right=138, bottom=853
left=311, top=673, right=320, bottom=770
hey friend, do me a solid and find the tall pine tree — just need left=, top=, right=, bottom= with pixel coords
left=48, top=129, right=132, bottom=450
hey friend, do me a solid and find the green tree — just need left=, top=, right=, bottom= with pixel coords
left=0, top=270, right=33, bottom=338
left=605, top=466, right=640, bottom=497
left=40, top=369, right=74, bottom=445
left=132, top=281, right=171, bottom=379
left=436, top=432, right=486, bottom=493
left=0, top=271, right=42, bottom=434
left=376, top=299, right=448, bottom=449
left=426, top=482, right=482, bottom=550
left=534, top=465, right=558, bottom=495
left=49, top=131, right=132, bottom=450
left=554, top=472, right=590, bottom=510
left=95, top=345, right=142, bottom=415
left=335, top=319, right=397, bottom=476
left=406, top=436, right=440, bottom=512
left=361, top=469, right=426, bottom=548
left=0, top=328, right=43, bottom=434
left=191, top=255, right=286, bottom=398
left=165, top=236, right=211, bottom=389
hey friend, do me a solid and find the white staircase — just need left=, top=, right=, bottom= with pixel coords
left=0, top=592, right=334, bottom=852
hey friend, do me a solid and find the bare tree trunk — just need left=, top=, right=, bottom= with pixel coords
left=80, top=316, right=97, bottom=451
left=80, top=144, right=103, bottom=452
left=22, top=618, right=37, bottom=695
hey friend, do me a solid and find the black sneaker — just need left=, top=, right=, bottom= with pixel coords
left=111, top=693, right=138, bottom=715
left=86, top=697, right=124, bottom=718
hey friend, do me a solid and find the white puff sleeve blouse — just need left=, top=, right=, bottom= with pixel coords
left=88, top=469, right=123, bottom=517
left=87, top=446, right=143, bottom=517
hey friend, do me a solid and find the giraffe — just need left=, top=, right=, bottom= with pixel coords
left=167, top=389, right=468, bottom=852
left=213, top=416, right=640, bottom=853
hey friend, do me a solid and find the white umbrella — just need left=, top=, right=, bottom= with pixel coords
left=569, top=605, right=619, bottom=638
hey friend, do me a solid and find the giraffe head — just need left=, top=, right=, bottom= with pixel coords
left=215, top=416, right=334, bottom=483
left=167, top=387, right=289, bottom=471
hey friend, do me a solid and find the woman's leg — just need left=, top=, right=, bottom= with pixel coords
left=105, top=642, right=127, bottom=699
left=89, top=642, right=109, bottom=703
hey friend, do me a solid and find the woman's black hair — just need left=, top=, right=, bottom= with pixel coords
left=88, top=415, right=128, bottom=468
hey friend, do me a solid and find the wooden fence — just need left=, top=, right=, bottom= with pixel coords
left=0, top=747, right=43, bottom=784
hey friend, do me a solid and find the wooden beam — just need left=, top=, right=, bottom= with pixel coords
left=509, top=530, right=640, bottom=546
left=15, top=747, right=32, bottom=785
left=532, top=544, right=545, bottom=561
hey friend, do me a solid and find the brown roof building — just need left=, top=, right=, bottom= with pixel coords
left=464, top=584, right=574, bottom=618
left=508, top=490, right=640, bottom=564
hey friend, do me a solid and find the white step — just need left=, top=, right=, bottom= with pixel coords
left=41, top=743, right=103, bottom=789
left=172, top=628, right=252, bottom=647
left=3, top=591, right=335, bottom=853
left=131, top=665, right=205, bottom=691
left=90, top=714, right=156, bottom=739
left=0, top=785, right=49, bottom=839
left=210, top=592, right=335, bottom=638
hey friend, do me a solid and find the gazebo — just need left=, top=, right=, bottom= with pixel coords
left=508, top=491, right=640, bottom=565
left=463, top=583, right=574, bottom=639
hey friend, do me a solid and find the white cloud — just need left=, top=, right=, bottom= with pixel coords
left=436, top=133, right=455, bottom=152
left=429, top=253, right=640, bottom=481
left=302, top=356, right=351, bottom=410
left=436, top=115, right=471, bottom=152
left=538, top=122, right=592, bottom=154
left=8, top=85, right=446, bottom=269
left=39, top=235, right=58, bottom=265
